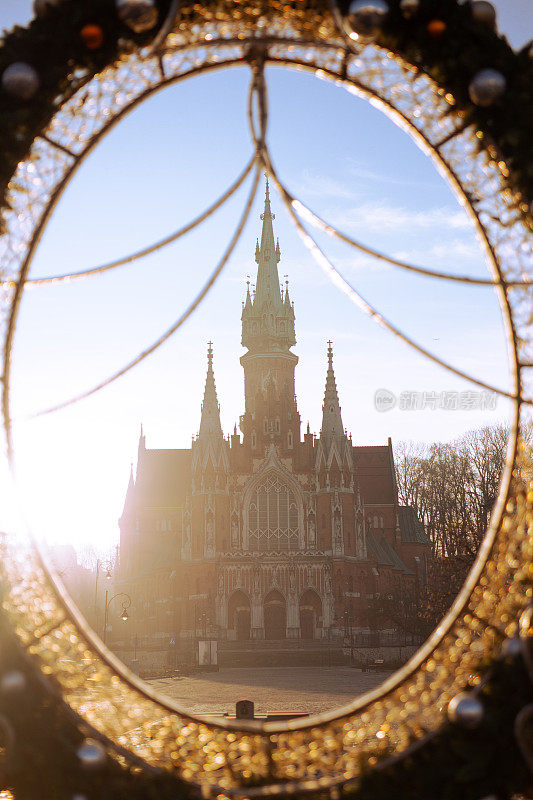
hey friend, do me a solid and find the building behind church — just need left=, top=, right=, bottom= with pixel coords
left=116, top=181, right=430, bottom=670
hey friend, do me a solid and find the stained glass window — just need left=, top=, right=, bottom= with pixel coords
left=247, top=471, right=299, bottom=551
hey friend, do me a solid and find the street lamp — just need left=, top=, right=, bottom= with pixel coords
left=94, top=560, right=112, bottom=634
left=103, top=592, right=131, bottom=645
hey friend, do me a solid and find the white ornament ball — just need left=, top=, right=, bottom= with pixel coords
left=448, top=692, right=484, bottom=728
left=468, top=68, right=506, bottom=107
left=2, top=62, right=40, bottom=101
left=471, top=1, right=497, bottom=29
left=116, top=0, right=159, bottom=34
left=0, top=670, right=26, bottom=694
left=346, top=0, right=389, bottom=39
left=399, top=0, right=419, bottom=19
left=33, top=0, right=61, bottom=17
left=77, top=738, right=107, bottom=769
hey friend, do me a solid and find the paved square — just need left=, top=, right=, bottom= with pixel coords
left=149, top=666, right=393, bottom=716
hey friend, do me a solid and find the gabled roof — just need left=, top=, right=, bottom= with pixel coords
left=379, top=537, right=413, bottom=574
left=366, top=532, right=394, bottom=567
left=366, top=533, right=413, bottom=575
left=398, top=506, right=429, bottom=545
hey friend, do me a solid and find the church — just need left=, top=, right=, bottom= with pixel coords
left=117, top=181, right=429, bottom=667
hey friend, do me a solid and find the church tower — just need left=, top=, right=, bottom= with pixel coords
left=240, top=178, right=300, bottom=456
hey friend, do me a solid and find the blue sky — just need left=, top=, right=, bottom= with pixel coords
left=1, top=1, right=530, bottom=553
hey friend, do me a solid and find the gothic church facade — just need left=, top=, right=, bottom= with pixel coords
left=118, top=182, right=429, bottom=658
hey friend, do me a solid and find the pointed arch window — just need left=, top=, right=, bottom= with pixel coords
left=247, top=472, right=299, bottom=552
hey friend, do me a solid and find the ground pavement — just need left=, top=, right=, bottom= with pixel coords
left=148, top=666, right=393, bottom=716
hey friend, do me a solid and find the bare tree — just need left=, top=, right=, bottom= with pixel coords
left=396, top=423, right=511, bottom=559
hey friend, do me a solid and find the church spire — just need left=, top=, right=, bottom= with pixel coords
left=241, top=176, right=296, bottom=354
left=320, top=341, right=344, bottom=447
left=199, top=342, right=223, bottom=439
left=254, top=175, right=282, bottom=310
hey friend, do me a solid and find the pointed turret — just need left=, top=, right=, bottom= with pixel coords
left=137, top=423, right=146, bottom=474
left=121, top=464, right=135, bottom=515
left=254, top=176, right=282, bottom=310
left=242, top=280, right=253, bottom=317
left=283, top=279, right=292, bottom=311
left=320, top=342, right=345, bottom=448
left=119, top=463, right=136, bottom=545
left=199, top=342, right=223, bottom=440
left=241, top=177, right=296, bottom=353
left=240, top=177, right=300, bottom=449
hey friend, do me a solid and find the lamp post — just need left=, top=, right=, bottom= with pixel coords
left=197, top=609, right=210, bottom=665
left=94, top=560, right=112, bottom=634
left=103, top=592, right=131, bottom=645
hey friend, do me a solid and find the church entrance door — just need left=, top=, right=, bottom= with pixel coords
left=236, top=609, right=251, bottom=641
left=300, top=608, right=314, bottom=639
left=264, top=590, right=286, bottom=640
left=299, top=590, right=322, bottom=640
left=228, top=591, right=251, bottom=641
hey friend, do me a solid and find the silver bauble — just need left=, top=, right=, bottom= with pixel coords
left=447, top=692, right=484, bottom=728
left=346, top=0, right=389, bottom=39
left=2, top=62, right=40, bottom=101
left=33, top=0, right=61, bottom=17
left=399, top=0, right=419, bottom=19
left=468, top=68, right=506, bottom=107
left=471, top=1, right=497, bottom=29
left=501, top=636, right=522, bottom=659
left=116, top=0, right=159, bottom=34
left=77, top=738, right=107, bottom=769
left=0, top=670, right=26, bottom=694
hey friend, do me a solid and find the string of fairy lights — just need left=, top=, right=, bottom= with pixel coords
left=1, top=50, right=530, bottom=422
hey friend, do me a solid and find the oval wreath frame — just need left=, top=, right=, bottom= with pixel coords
left=0, top=1, right=532, bottom=799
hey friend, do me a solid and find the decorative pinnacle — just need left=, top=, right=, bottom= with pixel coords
left=321, top=340, right=344, bottom=445
left=260, top=172, right=275, bottom=221
left=199, top=342, right=222, bottom=439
